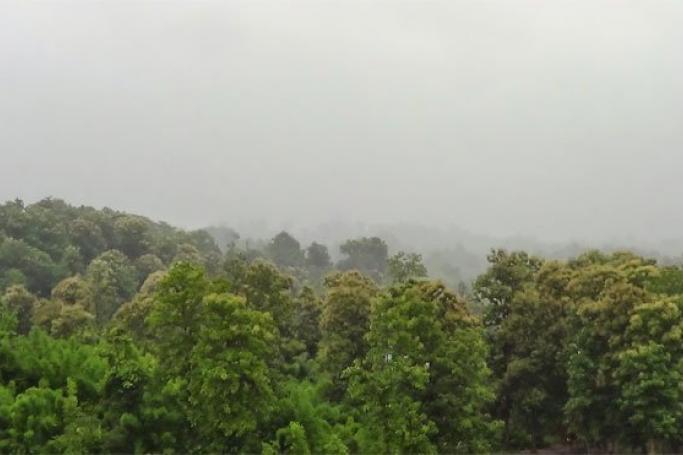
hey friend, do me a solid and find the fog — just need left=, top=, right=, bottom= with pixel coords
left=2, top=1, right=683, bottom=250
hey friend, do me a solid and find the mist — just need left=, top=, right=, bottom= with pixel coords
left=2, top=1, right=683, bottom=248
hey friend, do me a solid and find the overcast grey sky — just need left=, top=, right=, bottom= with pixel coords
left=1, top=1, right=682, bottom=243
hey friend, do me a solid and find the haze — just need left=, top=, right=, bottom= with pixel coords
left=2, top=1, right=683, bottom=246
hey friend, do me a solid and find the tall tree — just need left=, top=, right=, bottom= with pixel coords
left=318, top=271, right=378, bottom=396
left=187, top=293, right=277, bottom=451
left=86, top=250, right=138, bottom=324
left=147, top=262, right=209, bottom=377
left=1, top=285, right=37, bottom=335
left=337, top=237, right=388, bottom=282
left=306, top=242, right=332, bottom=270
left=387, top=251, right=428, bottom=283
left=267, top=232, right=305, bottom=268
left=347, top=281, right=500, bottom=453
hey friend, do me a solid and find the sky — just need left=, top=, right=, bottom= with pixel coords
left=1, top=1, right=683, bottom=244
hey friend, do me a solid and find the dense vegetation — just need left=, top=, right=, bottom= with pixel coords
left=1, top=198, right=683, bottom=453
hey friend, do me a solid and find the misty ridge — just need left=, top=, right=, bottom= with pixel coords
left=206, top=218, right=683, bottom=285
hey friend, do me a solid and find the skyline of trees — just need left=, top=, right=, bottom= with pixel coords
left=2, top=197, right=683, bottom=453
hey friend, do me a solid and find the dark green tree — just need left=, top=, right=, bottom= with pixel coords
left=267, top=231, right=305, bottom=268
left=387, top=251, right=428, bottom=283
left=337, top=237, right=388, bottom=282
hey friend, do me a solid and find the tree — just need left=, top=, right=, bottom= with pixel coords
left=0, top=329, right=108, bottom=452
left=113, top=271, right=166, bottom=342
left=562, top=251, right=683, bottom=452
left=0, top=385, right=68, bottom=452
left=387, top=251, right=428, bottom=283
left=413, top=281, right=501, bottom=453
left=172, top=243, right=203, bottom=265
left=345, top=286, right=437, bottom=454
left=134, top=254, right=165, bottom=283
left=188, top=293, right=277, bottom=451
left=113, top=215, right=151, bottom=258
left=223, top=246, right=249, bottom=289
left=51, top=275, right=92, bottom=307
left=292, top=286, right=323, bottom=358
left=265, top=381, right=349, bottom=454
left=49, top=304, right=95, bottom=338
left=0, top=237, right=64, bottom=296
left=497, top=285, right=570, bottom=448
left=318, top=271, right=378, bottom=394
left=59, top=245, right=84, bottom=275
left=147, top=262, right=209, bottom=377
left=68, top=218, right=108, bottom=263
left=474, top=249, right=543, bottom=328
left=239, top=260, right=309, bottom=375
left=347, top=281, right=499, bottom=453
left=241, top=260, right=295, bottom=327
left=86, top=250, right=138, bottom=324
left=473, top=250, right=546, bottom=445
left=98, top=328, right=157, bottom=453
left=306, top=242, right=332, bottom=270
left=267, top=232, right=305, bottom=268
left=646, top=265, right=683, bottom=296
left=47, top=379, right=104, bottom=453
left=1, top=285, right=37, bottom=335
left=25, top=276, right=96, bottom=338
left=337, top=237, right=388, bottom=281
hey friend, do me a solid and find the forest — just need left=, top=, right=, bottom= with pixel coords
left=1, top=197, right=683, bottom=454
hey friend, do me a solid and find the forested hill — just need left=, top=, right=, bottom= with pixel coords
left=0, top=198, right=221, bottom=296
left=2, top=198, right=683, bottom=453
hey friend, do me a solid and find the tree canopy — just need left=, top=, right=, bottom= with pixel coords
left=2, top=198, right=683, bottom=453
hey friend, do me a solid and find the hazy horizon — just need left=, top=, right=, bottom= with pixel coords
left=2, top=1, right=683, bottom=245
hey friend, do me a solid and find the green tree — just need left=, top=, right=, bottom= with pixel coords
left=306, top=242, right=332, bottom=270
left=474, top=249, right=543, bottom=328
left=113, top=271, right=166, bottom=342
left=98, top=328, right=158, bottom=453
left=337, top=237, right=388, bottom=281
left=0, top=385, right=68, bottom=452
left=133, top=253, right=165, bottom=283
left=387, top=251, right=428, bottom=283
left=267, top=231, right=305, bottom=268
left=86, top=250, right=138, bottom=324
left=172, top=243, right=203, bottom=265
left=147, top=262, right=209, bottom=377
left=347, top=281, right=499, bottom=453
left=51, top=275, right=92, bottom=307
left=318, top=271, right=378, bottom=393
left=113, top=215, right=151, bottom=258
left=1, top=285, right=37, bottom=335
left=345, top=286, right=437, bottom=454
left=562, top=251, right=682, bottom=452
left=266, top=381, right=349, bottom=454
left=188, top=293, right=277, bottom=451
left=68, top=218, right=108, bottom=263
left=0, top=237, right=64, bottom=296
left=473, top=249, right=547, bottom=447
left=292, top=286, right=323, bottom=358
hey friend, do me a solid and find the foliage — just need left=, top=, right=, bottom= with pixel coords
left=188, top=293, right=277, bottom=451
left=337, top=236, right=388, bottom=281
left=1, top=285, right=37, bottom=335
left=267, top=231, right=305, bottom=268
left=347, top=281, right=500, bottom=453
left=3, top=198, right=683, bottom=452
left=318, top=271, right=378, bottom=393
left=387, top=251, right=428, bottom=283
left=86, top=250, right=138, bottom=324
